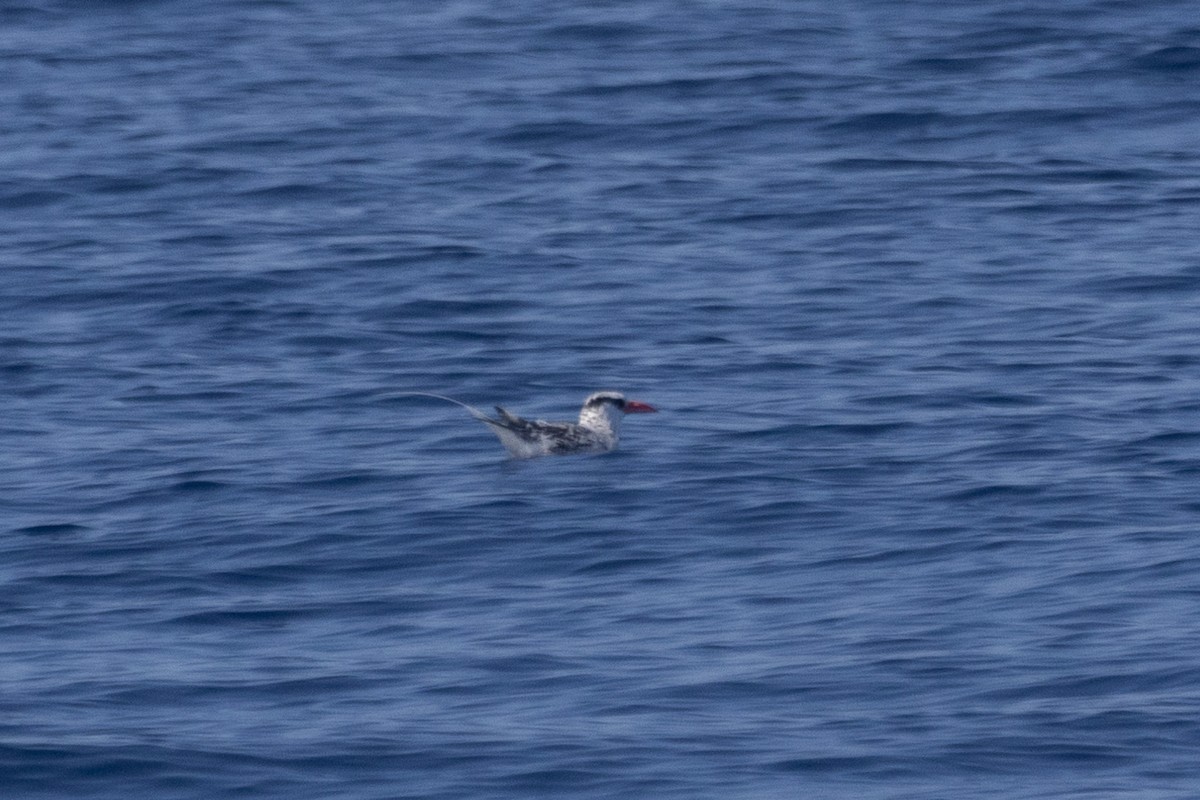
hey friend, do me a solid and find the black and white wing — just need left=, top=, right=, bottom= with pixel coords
left=483, top=407, right=607, bottom=457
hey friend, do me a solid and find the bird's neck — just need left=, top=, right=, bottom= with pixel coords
left=578, top=405, right=621, bottom=438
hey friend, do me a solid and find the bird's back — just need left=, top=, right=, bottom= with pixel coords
left=484, top=407, right=613, bottom=457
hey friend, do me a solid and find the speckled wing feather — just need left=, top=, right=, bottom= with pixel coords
left=484, top=407, right=607, bottom=457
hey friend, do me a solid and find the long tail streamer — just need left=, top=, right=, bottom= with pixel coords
left=387, top=392, right=493, bottom=422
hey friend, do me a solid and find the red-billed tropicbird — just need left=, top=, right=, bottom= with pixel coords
left=397, top=391, right=657, bottom=458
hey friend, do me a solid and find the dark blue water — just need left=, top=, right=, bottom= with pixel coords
left=4, top=1, right=1200, bottom=797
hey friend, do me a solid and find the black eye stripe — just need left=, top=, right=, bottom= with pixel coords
left=587, top=395, right=624, bottom=407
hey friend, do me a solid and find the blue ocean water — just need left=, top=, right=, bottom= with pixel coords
left=4, top=0, right=1200, bottom=797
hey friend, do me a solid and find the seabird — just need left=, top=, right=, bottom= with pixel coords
left=396, top=391, right=657, bottom=458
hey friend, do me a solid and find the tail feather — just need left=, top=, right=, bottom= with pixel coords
left=388, top=392, right=493, bottom=422
left=390, top=393, right=534, bottom=457
left=493, top=406, right=524, bottom=427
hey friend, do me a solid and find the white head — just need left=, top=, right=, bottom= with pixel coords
left=577, top=391, right=657, bottom=437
